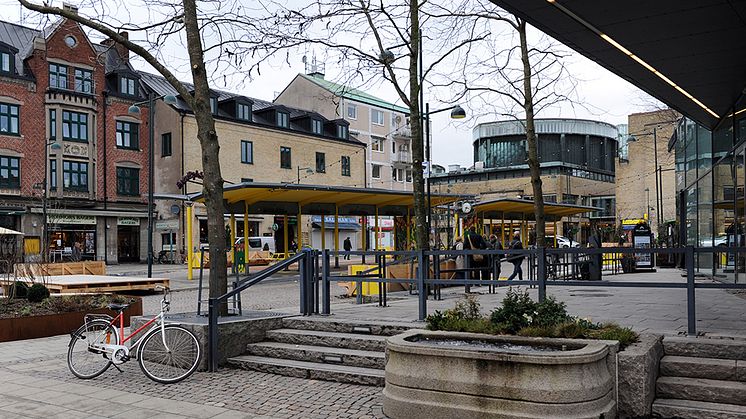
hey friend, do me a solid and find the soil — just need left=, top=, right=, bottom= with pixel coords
left=0, top=294, right=131, bottom=319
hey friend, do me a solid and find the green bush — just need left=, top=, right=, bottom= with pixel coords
left=517, top=325, right=555, bottom=337
left=10, top=281, right=28, bottom=299
left=554, top=321, right=586, bottom=339
left=426, top=295, right=488, bottom=332
left=27, top=283, right=50, bottom=303
left=489, top=288, right=536, bottom=333
left=534, top=296, right=569, bottom=327
left=587, top=323, right=639, bottom=349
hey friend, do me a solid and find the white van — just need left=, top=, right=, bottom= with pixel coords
left=235, top=237, right=275, bottom=253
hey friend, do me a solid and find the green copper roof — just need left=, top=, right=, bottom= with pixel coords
left=300, top=74, right=410, bottom=114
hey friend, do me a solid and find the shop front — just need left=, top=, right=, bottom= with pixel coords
left=310, top=215, right=361, bottom=250
left=47, top=214, right=97, bottom=262
left=117, top=217, right=140, bottom=263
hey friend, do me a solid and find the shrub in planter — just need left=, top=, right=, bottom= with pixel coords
left=489, top=288, right=536, bottom=333
left=10, top=281, right=28, bottom=299
left=27, top=283, right=50, bottom=303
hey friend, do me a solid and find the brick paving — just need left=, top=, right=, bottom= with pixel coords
left=0, top=335, right=384, bottom=419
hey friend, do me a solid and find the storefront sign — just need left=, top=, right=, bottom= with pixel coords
left=311, top=215, right=359, bottom=224
left=48, top=214, right=96, bottom=225
left=156, top=220, right=179, bottom=230
left=118, top=217, right=141, bottom=226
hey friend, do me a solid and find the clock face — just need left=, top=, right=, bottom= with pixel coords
left=64, top=36, right=77, bottom=48
left=462, top=202, right=472, bottom=213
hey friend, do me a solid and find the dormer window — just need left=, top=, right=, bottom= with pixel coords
left=0, top=52, right=12, bottom=74
left=276, top=111, right=289, bottom=128
left=337, top=124, right=348, bottom=139
left=312, top=119, right=323, bottom=135
left=210, top=97, right=217, bottom=114
left=120, top=76, right=136, bottom=96
left=237, top=103, right=251, bottom=121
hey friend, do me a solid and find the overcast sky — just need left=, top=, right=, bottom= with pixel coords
left=2, top=1, right=658, bottom=167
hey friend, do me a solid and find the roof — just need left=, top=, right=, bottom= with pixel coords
left=297, top=73, right=410, bottom=114
left=474, top=118, right=618, bottom=141
left=0, top=20, right=38, bottom=76
left=190, top=182, right=468, bottom=217
left=473, top=198, right=601, bottom=222
left=489, top=0, right=746, bottom=130
left=139, top=71, right=364, bottom=146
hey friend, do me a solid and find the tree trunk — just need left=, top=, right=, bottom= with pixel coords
left=183, top=0, right=228, bottom=314
left=409, top=1, right=428, bottom=250
left=518, top=19, right=546, bottom=248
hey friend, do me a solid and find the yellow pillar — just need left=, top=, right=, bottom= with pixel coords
left=186, top=204, right=193, bottom=280
left=454, top=212, right=459, bottom=238
left=334, top=205, right=339, bottom=257
left=553, top=221, right=558, bottom=247
left=230, top=213, right=236, bottom=268
left=501, top=212, right=506, bottom=244
left=361, top=216, right=366, bottom=252
left=393, top=216, right=397, bottom=251
left=374, top=207, right=380, bottom=250
left=406, top=207, right=412, bottom=249
left=297, top=205, right=302, bottom=250
left=243, top=202, right=249, bottom=272
left=283, top=216, right=289, bottom=259
left=321, top=215, right=326, bottom=250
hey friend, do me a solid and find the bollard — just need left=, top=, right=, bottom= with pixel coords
left=686, top=246, right=696, bottom=336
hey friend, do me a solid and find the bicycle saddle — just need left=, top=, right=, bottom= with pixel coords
left=107, top=303, right=130, bottom=312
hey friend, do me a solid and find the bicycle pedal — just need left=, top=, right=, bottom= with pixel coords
left=112, top=363, right=124, bottom=373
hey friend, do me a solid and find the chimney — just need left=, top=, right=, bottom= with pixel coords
left=62, top=3, right=78, bottom=14
left=102, top=32, right=130, bottom=64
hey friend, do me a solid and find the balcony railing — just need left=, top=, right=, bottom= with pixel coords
left=48, top=80, right=97, bottom=96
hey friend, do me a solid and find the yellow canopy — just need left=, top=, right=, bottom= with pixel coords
left=473, top=198, right=600, bottom=221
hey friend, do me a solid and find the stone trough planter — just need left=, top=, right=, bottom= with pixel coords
left=383, top=330, right=619, bottom=419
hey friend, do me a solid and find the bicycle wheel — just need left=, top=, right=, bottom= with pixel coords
left=67, top=319, right=118, bottom=379
left=138, top=325, right=201, bottom=384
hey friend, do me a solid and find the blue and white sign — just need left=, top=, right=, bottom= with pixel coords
left=311, top=215, right=359, bottom=224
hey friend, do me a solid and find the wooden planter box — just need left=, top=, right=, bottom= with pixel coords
left=0, top=297, right=142, bottom=343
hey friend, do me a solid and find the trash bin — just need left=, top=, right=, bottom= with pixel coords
left=587, top=235, right=602, bottom=281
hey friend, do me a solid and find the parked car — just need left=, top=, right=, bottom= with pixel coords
left=546, top=235, right=580, bottom=248
left=235, top=236, right=276, bottom=253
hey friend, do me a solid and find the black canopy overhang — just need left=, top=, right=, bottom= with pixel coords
left=489, top=0, right=746, bottom=130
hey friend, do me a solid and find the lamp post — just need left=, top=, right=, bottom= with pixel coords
left=297, top=166, right=314, bottom=184
left=644, top=187, right=650, bottom=222
left=128, top=92, right=178, bottom=278
left=43, top=141, right=63, bottom=262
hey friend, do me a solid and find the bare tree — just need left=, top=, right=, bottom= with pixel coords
left=18, top=0, right=233, bottom=313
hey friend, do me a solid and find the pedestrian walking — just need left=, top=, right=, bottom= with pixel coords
left=343, top=237, right=352, bottom=260
left=489, top=234, right=503, bottom=280
left=465, top=226, right=488, bottom=282
left=507, top=233, right=524, bottom=281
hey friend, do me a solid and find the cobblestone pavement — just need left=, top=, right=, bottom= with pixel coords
left=0, top=335, right=385, bottom=419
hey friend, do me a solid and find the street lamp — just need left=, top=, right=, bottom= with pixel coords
left=644, top=187, right=651, bottom=223
left=43, top=141, right=63, bottom=262
left=128, top=93, right=178, bottom=278
left=297, top=166, right=314, bottom=184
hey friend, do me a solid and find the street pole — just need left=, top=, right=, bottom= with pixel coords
left=425, top=103, right=432, bottom=244
left=653, top=127, right=660, bottom=233
left=42, top=147, right=48, bottom=263
left=147, top=92, right=155, bottom=278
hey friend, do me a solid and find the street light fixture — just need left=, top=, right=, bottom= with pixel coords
left=297, top=166, right=314, bottom=184
left=128, top=93, right=178, bottom=278
left=43, top=141, right=63, bottom=262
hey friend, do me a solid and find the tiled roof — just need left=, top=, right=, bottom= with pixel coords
left=298, top=73, right=410, bottom=114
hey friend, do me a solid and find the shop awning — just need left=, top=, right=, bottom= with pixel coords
left=311, top=222, right=360, bottom=231
left=0, top=227, right=24, bottom=235
left=473, top=198, right=600, bottom=221
left=489, top=0, right=746, bottom=130
left=190, top=182, right=468, bottom=217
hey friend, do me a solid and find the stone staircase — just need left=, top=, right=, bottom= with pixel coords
left=227, top=317, right=412, bottom=386
left=653, top=336, right=746, bottom=418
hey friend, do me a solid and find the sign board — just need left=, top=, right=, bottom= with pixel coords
left=622, top=219, right=646, bottom=226
left=117, top=217, right=140, bottom=226
left=48, top=214, right=96, bottom=225
left=311, top=215, right=359, bottom=225
left=633, top=223, right=653, bottom=268
left=156, top=220, right=179, bottom=230
left=272, top=223, right=279, bottom=231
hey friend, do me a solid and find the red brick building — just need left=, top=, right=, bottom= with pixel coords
left=0, top=9, right=149, bottom=263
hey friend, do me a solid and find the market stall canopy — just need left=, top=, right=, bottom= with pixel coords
left=488, top=0, right=746, bottom=130
left=0, top=227, right=24, bottom=235
left=190, top=182, right=469, bottom=217
left=473, top=198, right=600, bottom=221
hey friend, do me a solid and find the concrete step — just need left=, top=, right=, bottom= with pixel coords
left=227, top=355, right=385, bottom=386
left=652, top=398, right=746, bottom=419
left=664, top=336, right=746, bottom=360
left=266, top=328, right=388, bottom=351
left=660, top=355, right=743, bottom=381
left=245, top=341, right=386, bottom=369
left=657, top=376, right=746, bottom=406
left=281, top=317, right=413, bottom=336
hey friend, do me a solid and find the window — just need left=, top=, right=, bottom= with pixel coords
left=280, top=146, right=291, bottom=169
left=392, top=168, right=404, bottom=182
left=241, top=140, right=253, bottom=164
left=371, top=136, right=384, bottom=152
left=161, top=132, right=172, bottom=157
left=337, top=125, right=348, bottom=139
left=372, top=164, right=381, bottom=179
left=115, top=121, right=139, bottom=149
left=49, top=63, right=67, bottom=89
left=406, top=169, right=412, bottom=182
left=371, top=109, right=384, bottom=125
left=74, top=68, right=92, bottom=93
left=0, top=103, right=19, bottom=135
left=341, top=156, right=351, bottom=176
left=62, top=160, right=88, bottom=191
left=0, top=156, right=19, bottom=189
left=116, top=167, right=140, bottom=196
left=49, top=109, right=56, bottom=139
left=237, top=103, right=251, bottom=121
left=49, top=159, right=57, bottom=190
left=62, top=111, right=88, bottom=141
left=347, top=104, right=357, bottom=119
left=161, top=232, right=177, bottom=249
left=392, top=141, right=396, bottom=154
left=312, top=119, right=323, bottom=135
left=316, top=152, right=326, bottom=173
left=210, top=97, right=217, bottom=114
left=276, top=112, right=289, bottom=128
left=120, top=76, right=136, bottom=95
left=0, top=52, right=11, bottom=74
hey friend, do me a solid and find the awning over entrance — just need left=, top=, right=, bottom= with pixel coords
left=190, top=182, right=466, bottom=217
left=473, top=198, right=600, bottom=221
left=489, top=0, right=746, bottom=130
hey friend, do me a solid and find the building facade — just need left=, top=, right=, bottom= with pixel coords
left=432, top=118, right=618, bottom=243
left=141, top=72, right=367, bottom=255
left=0, top=13, right=150, bottom=264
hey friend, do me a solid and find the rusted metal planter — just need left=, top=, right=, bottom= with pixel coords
left=0, top=297, right=142, bottom=342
